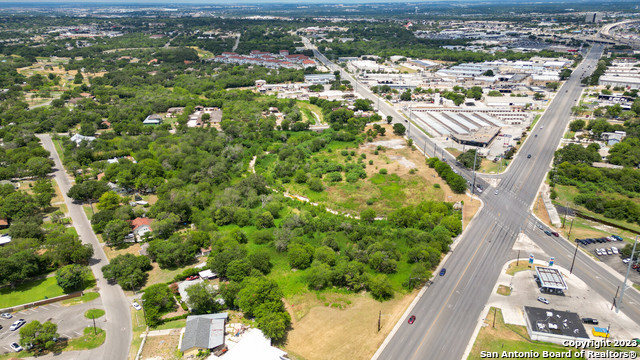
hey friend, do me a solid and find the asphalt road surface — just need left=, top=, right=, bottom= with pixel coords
left=306, top=42, right=640, bottom=359
left=37, top=134, right=131, bottom=360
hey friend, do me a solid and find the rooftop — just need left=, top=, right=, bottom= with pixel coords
left=536, top=266, right=568, bottom=291
left=524, top=306, right=589, bottom=339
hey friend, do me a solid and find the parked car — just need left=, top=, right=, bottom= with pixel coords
left=9, top=343, right=22, bottom=352
left=612, top=235, right=623, bottom=241
left=595, top=249, right=602, bottom=256
left=612, top=247, right=619, bottom=254
left=408, top=315, right=416, bottom=324
left=132, top=302, right=142, bottom=311
left=623, top=258, right=631, bottom=264
left=439, top=268, right=447, bottom=276
left=186, top=275, right=199, bottom=281
left=582, top=318, right=599, bottom=325
left=606, top=249, right=613, bottom=255
left=9, top=319, right=26, bottom=331
left=537, top=296, right=549, bottom=304
left=0, top=313, right=12, bottom=319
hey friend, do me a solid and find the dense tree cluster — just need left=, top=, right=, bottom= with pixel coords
left=427, top=157, right=467, bottom=194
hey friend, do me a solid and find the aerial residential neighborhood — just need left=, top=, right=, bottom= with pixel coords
left=1, top=1, right=640, bottom=360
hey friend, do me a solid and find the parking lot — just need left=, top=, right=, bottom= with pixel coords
left=574, top=235, right=640, bottom=284
left=0, top=297, right=104, bottom=354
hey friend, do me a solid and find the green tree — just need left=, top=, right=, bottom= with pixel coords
left=227, top=259, right=252, bottom=282
left=103, top=219, right=130, bottom=247
left=186, top=282, right=220, bottom=314
left=249, top=250, right=272, bottom=275
left=25, top=157, right=53, bottom=178
left=97, top=191, right=122, bottom=211
left=256, top=211, right=275, bottom=229
left=288, top=243, right=314, bottom=269
left=19, top=320, right=59, bottom=351
left=386, top=115, right=393, bottom=124
left=32, top=179, right=55, bottom=209
left=456, top=149, right=480, bottom=170
left=569, top=119, right=585, bottom=132
left=73, top=71, right=83, bottom=84
left=393, top=123, right=406, bottom=136
left=368, top=274, right=394, bottom=300
left=360, top=208, right=376, bottom=223
left=141, top=283, right=175, bottom=326
left=55, top=264, right=88, bottom=292
left=101, top=254, right=151, bottom=290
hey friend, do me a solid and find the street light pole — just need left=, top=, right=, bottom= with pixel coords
left=569, top=232, right=578, bottom=274
left=619, top=235, right=639, bottom=307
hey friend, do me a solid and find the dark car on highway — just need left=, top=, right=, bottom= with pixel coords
left=582, top=318, right=599, bottom=325
left=551, top=232, right=559, bottom=237
left=544, top=230, right=552, bottom=236
left=408, top=315, right=416, bottom=324
left=440, top=268, right=446, bottom=276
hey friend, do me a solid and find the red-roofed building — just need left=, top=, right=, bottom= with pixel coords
left=130, top=217, right=152, bottom=239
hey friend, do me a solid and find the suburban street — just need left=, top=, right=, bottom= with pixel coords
left=305, top=41, right=640, bottom=359
left=37, top=134, right=131, bottom=360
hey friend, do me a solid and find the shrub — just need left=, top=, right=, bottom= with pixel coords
left=379, top=169, right=388, bottom=175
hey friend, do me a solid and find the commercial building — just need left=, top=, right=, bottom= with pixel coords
left=523, top=306, right=589, bottom=345
left=585, top=12, right=603, bottom=23
left=304, top=74, right=336, bottom=84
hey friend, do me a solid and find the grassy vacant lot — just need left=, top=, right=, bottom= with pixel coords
left=153, top=318, right=186, bottom=330
left=0, top=270, right=96, bottom=309
left=272, top=125, right=476, bottom=218
left=139, top=332, right=181, bottom=360
left=285, top=290, right=416, bottom=360
left=297, top=102, right=324, bottom=124
left=479, top=158, right=508, bottom=174
left=0, top=276, right=65, bottom=308
left=553, top=184, right=640, bottom=235
left=467, top=307, right=581, bottom=360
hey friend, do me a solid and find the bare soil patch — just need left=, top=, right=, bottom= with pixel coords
left=140, top=334, right=181, bottom=360
left=533, top=195, right=551, bottom=226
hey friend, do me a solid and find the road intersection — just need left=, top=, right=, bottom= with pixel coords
left=304, top=40, right=640, bottom=359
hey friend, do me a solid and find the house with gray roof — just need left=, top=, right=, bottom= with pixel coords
left=181, top=313, right=227, bottom=357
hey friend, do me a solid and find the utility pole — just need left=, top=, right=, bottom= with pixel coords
left=517, top=250, right=520, bottom=266
left=378, top=310, right=381, bottom=332
left=471, top=149, right=478, bottom=195
left=567, top=218, right=574, bottom=240
left=569, top=232, right=578, bottom=274
left=91, top=314, right=97, bottom=335
left=618, top=235, right=638, bottom=308
left=611, top=286, right=619, bottom=311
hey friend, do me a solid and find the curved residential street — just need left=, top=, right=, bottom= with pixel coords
left=37, top=134, right=132, bottom=360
